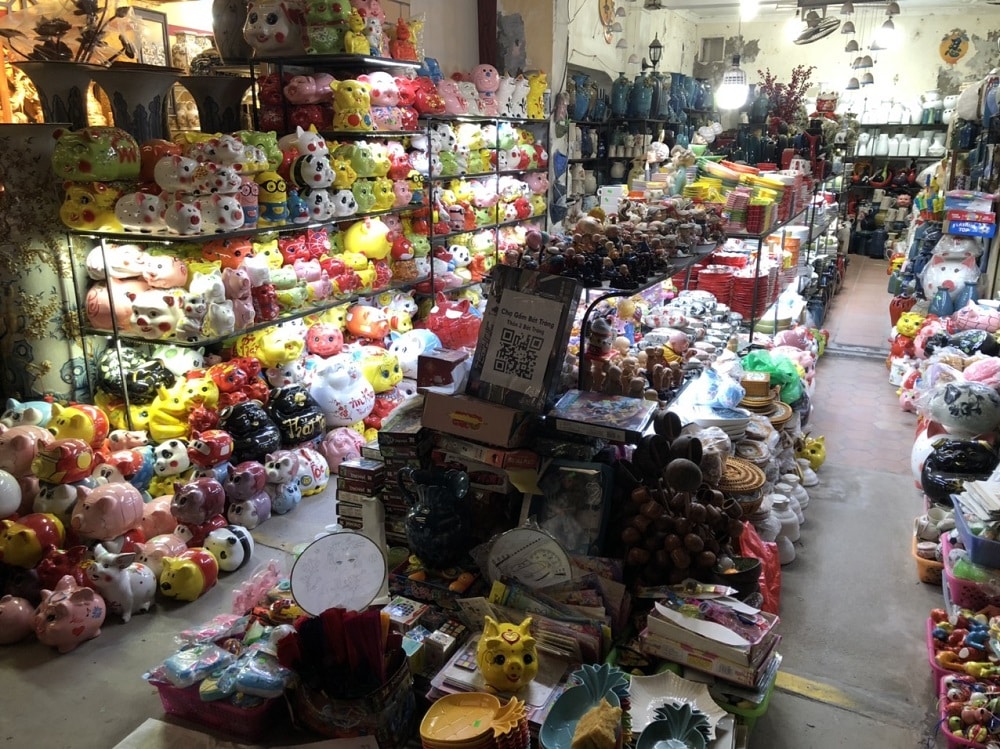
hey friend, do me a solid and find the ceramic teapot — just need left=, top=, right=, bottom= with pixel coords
left=398, top=467, right=471, bottom=569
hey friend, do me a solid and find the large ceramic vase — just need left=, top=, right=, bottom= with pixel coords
left=0, top=124, right=89, bottom=402
left=179, top=75, right=252, bottom=133
left=13, top=61, right=102, bottom=130
left=92, top=64, right=181, bottom=143
left=571, top=73, right=593, bottom=121
left=610, top=72, right=631, bottom=118
left=212, top=0, right=254, bottom=64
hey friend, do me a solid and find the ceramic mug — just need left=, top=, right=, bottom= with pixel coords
left=916, top=540, right=939, bottom=560
left=927, top=505, right=955, bottom=531
left=915, top=515, right=941, bottom=542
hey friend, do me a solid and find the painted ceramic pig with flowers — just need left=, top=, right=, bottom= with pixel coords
left=34, top=575, right=106, bottom=653
left=51, top=127, right=141, bottom=182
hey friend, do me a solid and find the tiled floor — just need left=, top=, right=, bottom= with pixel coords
left=751, top=252, right=941, bottom=748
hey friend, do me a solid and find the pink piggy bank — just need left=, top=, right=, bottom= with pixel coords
left=135, top=533, right=188, bottom=577
left=159, top=548, right=219, bottom=601
left=437, top=78, right=468, bottom=115
left=34, top=575, right=106, bottom=653
left=140, top=495, right=179, bottom=538
left=358, top=71, right=399, bottom=106
left=284, top=73, right=335, bottom=104
left=0, top=424, right=55, bottom=477
left=524, top=172, right=549, bottom=195
left=86, top=278, right=150, bottom=331
left=142, top=255, right=189, bottom=289
left=71, top=483, right=144, bottom=542
left=392, top=179, right=412, bottom=208
left=0, top=595, right=35, bottom=644
left=319, top=426, right=365, bottom=469
left=171, top=477, right=226, bottom=525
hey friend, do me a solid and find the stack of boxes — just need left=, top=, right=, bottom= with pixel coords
left=335, top=458, right=387, bottom=535
left=376, top=401, right=433, bottom=547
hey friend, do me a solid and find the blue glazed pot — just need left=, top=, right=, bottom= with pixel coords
left=610, top=72, right=631, bottom=118
left=572, top=72, right=592, bottom=120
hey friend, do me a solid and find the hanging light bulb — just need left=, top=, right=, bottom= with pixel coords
left=628, top=53, right=640, bottom=64
left=840, top=0, right=854, bottom=13
left=842, top=20, right=855, bottom=34
left=845, top=39, right=859, bottom=52
left=882, top=17, right=894, bottom=30
left=846, top=76, right=860, bottom=90
left=861, top=71, right=875, bottom=85
left=851, top=56, right=863, bottom=68
left=716, top=55, right=750, bottom=109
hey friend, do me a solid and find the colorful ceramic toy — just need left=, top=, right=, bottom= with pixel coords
left=476, top=616, right=539, bottom=692
left=34, top=575, right=106, bottom=653
left=158, top=548, right=220, bottom=601
left=86, top=543, right=156, bottom=622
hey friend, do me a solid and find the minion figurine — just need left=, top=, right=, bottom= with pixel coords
left=256, top=170, right=289, bottom=227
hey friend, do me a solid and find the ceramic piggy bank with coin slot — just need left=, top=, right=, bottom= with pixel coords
left=34, top=575, right=106, bottom=653
left=171, top=477, right=226, bottom=526
left=115, top=191, right=165, bottom=232
left=48, top=403, right=110, bottom=450
left=52, top=127, right=141, bottom=182
left=205, top=525, right=255, bottom=572
left=158, top=548, right=219, bottom=601
left=71, top=483, right=144, bottom=542
left=86, top=543, right=156, bottom=622
left=476, top=616, right=539, bottom=693
left=0, top=513, right=66, bottom=569
left=31, top=438, right=95, bottom=485
left=0, top=595, right=35, bottom=644
left=134, top=533, right=188, bottom=578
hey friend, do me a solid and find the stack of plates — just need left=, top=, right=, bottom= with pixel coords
left=768, top=400, right=794, bottom=429
left=695, top=266, right=735, bottom=306
left=739, top=393, right=777, bottom=413
left=689, top=405, right=751, bottom=441
left=421, top=693, right=509, bottom=749
left=730, top=271, right=771, bottom=319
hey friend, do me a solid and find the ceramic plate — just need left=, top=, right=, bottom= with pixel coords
left=628, top=671, right=727, bottom=739
left=539, top=685, right=621, bottom=749
left=420, top=692, right=502, bottom=743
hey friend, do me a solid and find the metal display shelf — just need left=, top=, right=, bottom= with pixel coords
left=250, top=54, right=422, bottom=70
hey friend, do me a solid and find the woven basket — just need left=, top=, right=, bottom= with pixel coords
left=717, top=456, right=767, bottom=495
left=730, top=488, right=765, bottom=516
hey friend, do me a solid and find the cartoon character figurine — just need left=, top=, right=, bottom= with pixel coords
left=475, top=616, right=539, bottom=693
left=256, top=170, right=289, bottom=226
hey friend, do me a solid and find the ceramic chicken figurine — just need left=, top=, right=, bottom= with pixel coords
left=476, top=616, right=539, bottom=693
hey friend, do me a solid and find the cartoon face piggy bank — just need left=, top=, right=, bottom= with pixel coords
left=71, top=483, right=144, bottom=542
left=171, top=477, right=227, bottom=525
left=188, top=430, right=234, bottom=469
left=795, top=435, right=827, bottom=471
left=344, top=216, right=392, bottom=260
left=202, top=194, right=245, bottom=233
left=218, top=401, right=282, bottom=464
left=164, top=200, right=204, bottom=235
left=34, top=575, right=106, bottom=653
left=86, top=543, right=156, bottom=622
left=243, top=0, right=305, bottom=55
left=358, top=71, right=399, bottom=106
left=134, top=533, right=188, bottom=578
left=115, top=191, right=165, bottom=232
left=153, top=439, right=192, bottom=477
left=205, top=525, right=255, bottom=572
left=154, top=154, right=200, bottom=193
left=49, top=403, right=110, bottom=450
left=0, top=424, right=56, bottom=477
left=345, top=304, right=390, bottom=340
left=306, top=323, right=344, bottom=356
left=0, top=595, right=35, bottom=644
left=475, top=616, right=539, bottom=692
left=309, top=352, right=376, bottom=427
left=319, top=426, right=365, bottom=469
left=921, top=252, right=980, bottom=301
left=52, top=127, right=141, bottom=182
left=267, top=384, right=326, bottom=445
left=128, top=289, right=182, bottom=339
left=158, top=548, right=219, bottom=601
left=234, top=326, right=305, bottom=368
left=60, top=181, right=125, bottom=232
left=359, top=347, right=402, bottom=393
left=0, top=513, right=66, bottom=568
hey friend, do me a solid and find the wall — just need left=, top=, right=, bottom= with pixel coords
left=498, top=0, right=554, bottom=74
left=697, top=10, right=1000, bottom=113
left=410, top=0, right=480, bottom=75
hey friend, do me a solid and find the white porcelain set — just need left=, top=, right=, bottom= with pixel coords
left=855, top=131, right=940, bottom=158
left=915, top=505, right=956, bottom=542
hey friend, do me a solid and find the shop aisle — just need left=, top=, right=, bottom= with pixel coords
left=751, top=256, right=942, bottom=747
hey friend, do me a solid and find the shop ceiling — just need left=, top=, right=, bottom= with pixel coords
left=643, top=0, right=992, bottom=21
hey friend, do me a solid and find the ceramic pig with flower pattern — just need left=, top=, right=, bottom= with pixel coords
left=34, top=575, right=106, bottom=653
left=476, top=616, right=538, bottom=693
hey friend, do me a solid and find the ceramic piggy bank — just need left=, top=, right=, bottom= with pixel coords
left=1, top=398, right=53, bottom=429
left=267, top=384, right=326, bottom=445
left=205, top=525, right=255, bottom=571
left=331, top=79, right=374, bottom=131
left=158, top=548, right=219, bottom=601
left=218, top=401, right=282, bottom=464
left=0, top=595, right=35, bottom=644
left=59, top=181, right=125, bottom=232
left=154, top=154, right=200, bottom=193
left=234, top=326, right=306, bottom=368
left=0, top=513, right=65, bottom=568
left=134, top=533, right=188, bottom=577
left=319, top=426, right=365, bottom=469
left=34, top=575, right=106, bottom=653
left=115, top=191, right=165, bottom=232
left=306, top=322, right=344, bottom=356
left=926, top=382, right=1000, bottom=437
left=202, top=194, right=245, bottom=232
left=188, top=430, right=235, bottom=469
left=0, top=424, right=55, bottom=482
left=795, top=434, right=826, bottom=472
left=171, top=477, right=227, bottom=525
left=0, top=469, right=23, bottom=519
left=243, top=0, right=306, bottom=55
left=921, top=252, right=980, bottom=301
left=71, top=483, right=144, bottom=542
left=164, top=200, right=204, bottom=235
left=51, top=127, right=141, bottom=182
left=309, top=352, right=376, bottom=427
left=140, top=495, right=178, bottom=538
left=49, top=403, right=110, bottom=450
left=86, top=544, right=156, bottom=622
left=31, top=438, right=95, bottom=485
left=423, top=293, right=481, bottom=349
left=476, top=616, right=539, bottom=693
left=345, top=304, right=390, bottom=340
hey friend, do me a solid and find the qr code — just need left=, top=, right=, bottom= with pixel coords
left=492, top=327, right=544, bottom=379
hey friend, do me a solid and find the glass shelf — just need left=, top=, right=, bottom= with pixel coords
left=322, top=130, right=424, bottom=139
left=418, top=114, right=547, bottom=125
left=252, top=54, right=422, bottom=70
left=81, top=278, right=428, bottom=349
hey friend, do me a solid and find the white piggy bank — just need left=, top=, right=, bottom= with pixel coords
left=115, top=192, right=165, bottom=232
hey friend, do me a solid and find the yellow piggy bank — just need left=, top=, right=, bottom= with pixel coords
left=476, top=616, right=539, bottom=693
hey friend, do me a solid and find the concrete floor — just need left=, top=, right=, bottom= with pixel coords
left=0, top=255, right=944, bottom=748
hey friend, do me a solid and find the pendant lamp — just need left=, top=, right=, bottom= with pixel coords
left=846, top=76, right=860, bottom=90
left=845, top=39, right=859, bottom=52
left=716, top=55, right=750, bottom=109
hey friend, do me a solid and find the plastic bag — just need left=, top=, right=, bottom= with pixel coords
left=693, top=426, right=731, bottom=485
left=737, top=522, right=781, bottom=616
left=691, top=367, right=745, bottom=408
left=741, top=350, right=802, bottom=405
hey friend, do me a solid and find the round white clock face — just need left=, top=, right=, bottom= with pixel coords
left=487, top=526, right=573, bottom=589
left=290, top=531, right=386, bottom=615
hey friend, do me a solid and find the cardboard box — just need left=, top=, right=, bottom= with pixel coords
left=421, top=391, right=534, bottom=448
left=430, top=449, right=512, bottom=492
left=378, top=396, right=428, bottom=447
left=645, top=602, right=779, bottom=664
left=384, top=596, right=430, bottom=634
left=418, top=349, right=470, bottom=392
left=947, top=209, right=996, bottom=223
left=433, top=433, right=540, bottom=470
left=338, top=476, right=385, bottom=494
left=336, top=500, right=364, bottom=519
left=640, top=630, right=781, bottom=687
left=338, top=458, right=386, bottom=482
left=945, top=190, right=996, bottom=213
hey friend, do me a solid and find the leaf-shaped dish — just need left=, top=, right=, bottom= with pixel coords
left=571, top=663, right=630, bottom=703
left=652, top=703, right=711, bottom=743
left=628, top=670, right=727, bottom=739
left=539, top=685, right=622, bottom=749
left=635, top=716, right=707, bottom=749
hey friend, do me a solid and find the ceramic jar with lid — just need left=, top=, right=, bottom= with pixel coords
left=781, top=472, right=809, bottom=509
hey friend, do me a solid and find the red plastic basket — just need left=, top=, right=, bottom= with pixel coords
left=938, top=674, right=995, bottom=749
left=151, top=679, right=284, bottom=742
left=926, top=617, right=955, bottom=683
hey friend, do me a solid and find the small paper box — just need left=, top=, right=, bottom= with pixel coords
left=417, top=349, right=469, bottom=393
left=945, top=220, right=997, bottom=238
left=384, top=595, right=429, bottom=634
